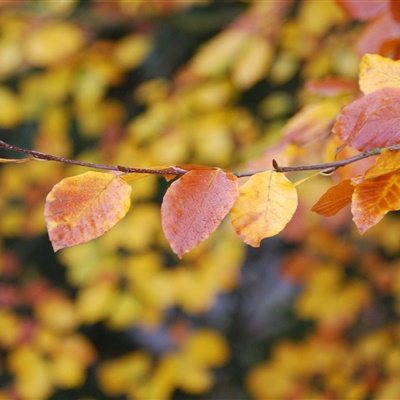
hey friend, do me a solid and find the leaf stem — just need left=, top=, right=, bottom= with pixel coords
left=1, top=139, right=399, bottom=178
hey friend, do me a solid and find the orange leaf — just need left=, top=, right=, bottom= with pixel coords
left=364, top=148, right=400, bottom=179
left=161, top=169, right=238, bottom=258
left=230, top=171, right=297, bottom=247
left=333, top=87, right=400, bottom=152
left=45, top=171, right=131, bottom=251
left=311, top=179, right=354, bottom=216
left=359, top=54, right=400, bottom=95
left=391, top=0, right=400, bottom=22
left=350, top=149, right=400, bottom=232
left=352, top=172, right=400, bottom=233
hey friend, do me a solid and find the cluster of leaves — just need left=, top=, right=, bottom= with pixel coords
left=2, top=0, right=400, bottom=399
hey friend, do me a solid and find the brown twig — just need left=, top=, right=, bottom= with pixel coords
left=234, top=146, right=400, bottom=178
left=0, top=140, right=187, bottom=176
left=1, top=139, right=399, bottom=178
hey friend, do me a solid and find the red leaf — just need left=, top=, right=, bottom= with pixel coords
left=161, top=169, right=238, bottom=258
left=332, top=87, right=400, bottom=152
left=305, top=77, right=359, bottom=96
left=336, top=0, right=388, bottom=20
left=357, top=12, right=400, bottom=57
left=311, top=179, right=354, bottom=216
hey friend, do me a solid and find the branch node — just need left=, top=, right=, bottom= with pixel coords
left=272, top=159, right=282, bottom=172
left=320, top=167, right=336, bottom=176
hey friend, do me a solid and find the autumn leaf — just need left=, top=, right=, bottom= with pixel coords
left=44, top=171, right=131, bottom=251
left=230, top=171, right=297, bottom=247
left=351, top=149, right=400, bottom=233
left=282, top=99, right=343, bottom=147
left=391, top=1, right=400, bottom=22
left=161, top=169, right=238, bottom=258
left=363, top=148, right=400, bottom=179
left=359, top=54, right=400, bottom=95
left=352, top=172, right=400, bottom=234
left=332, top=87, right=400, bottom=152
left=336, top=0, right=388, bottom=21
left=357, top=12, right=400, bottom=57
left=311, top=179, right=355, bottom=216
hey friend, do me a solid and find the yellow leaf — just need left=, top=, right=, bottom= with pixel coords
left=44, top=171, right=132, bottom=251
left=23, top=22, right=83, bottom=66
left=35, top=293, right=77, bottom=332
left=98, top=351, right=152, bottom=396
left=182, top=329, right=229, bottom=367
left=114, top=34, right=152, bottom=70
left=230, top=171, right=297, bottom=246
left=8, top=346, right=53, bottom=400
left=359, top=54, right=400, bottom=95
left=76, top=279, right=117, bottom=324
left=0, top=86, right=22, bottom=127
left=106, top=291, right=142, bottom=329
left=232, top=36, right=272, bottom=89
left=176, top=361, right=213, bottom=394
left=191, top=30, right=248, bottom=77
left=51, top=352, right=85, bottom=388
left=0, top=310, right=22, bottom=348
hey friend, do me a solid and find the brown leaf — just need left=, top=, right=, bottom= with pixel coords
left=161, top=169, right=238, bottom=258
left=45, top=171, right=131, bottom=251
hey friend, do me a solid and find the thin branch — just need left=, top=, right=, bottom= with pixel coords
left=1, top=139, right=399, bottom=178
left=234, top=146, right=400, bottom=178
left=0, top=140, right=187, bottom=176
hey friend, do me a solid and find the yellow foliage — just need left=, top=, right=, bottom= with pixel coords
left=51, top=351, right=85, bottom=388
left=296, top=264, right=371, bottom=330
left=0, top=310, right=22, bottom=348
left=114, top=34, right=152, bottom=70
left=98, top=351, right=152, bottom=396
left=181, top=329, right=229, bottom=367
left=98, top=329, right=228, bottom=398
left=0, top=86, right=22, bottom=127
left=8, top=346, right=53, bottom=400
left=1, top=1, right=399, bottom=399
left=76, top=279, right=118, bottom=324
left=33, top=0, right=78, bottom=16
left=23, top=22, right=84, bottom=67
left=34, top=293, right=78, bottom=332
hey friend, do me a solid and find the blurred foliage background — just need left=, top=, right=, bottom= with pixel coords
left=1, top=0, right=400, bottom=399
